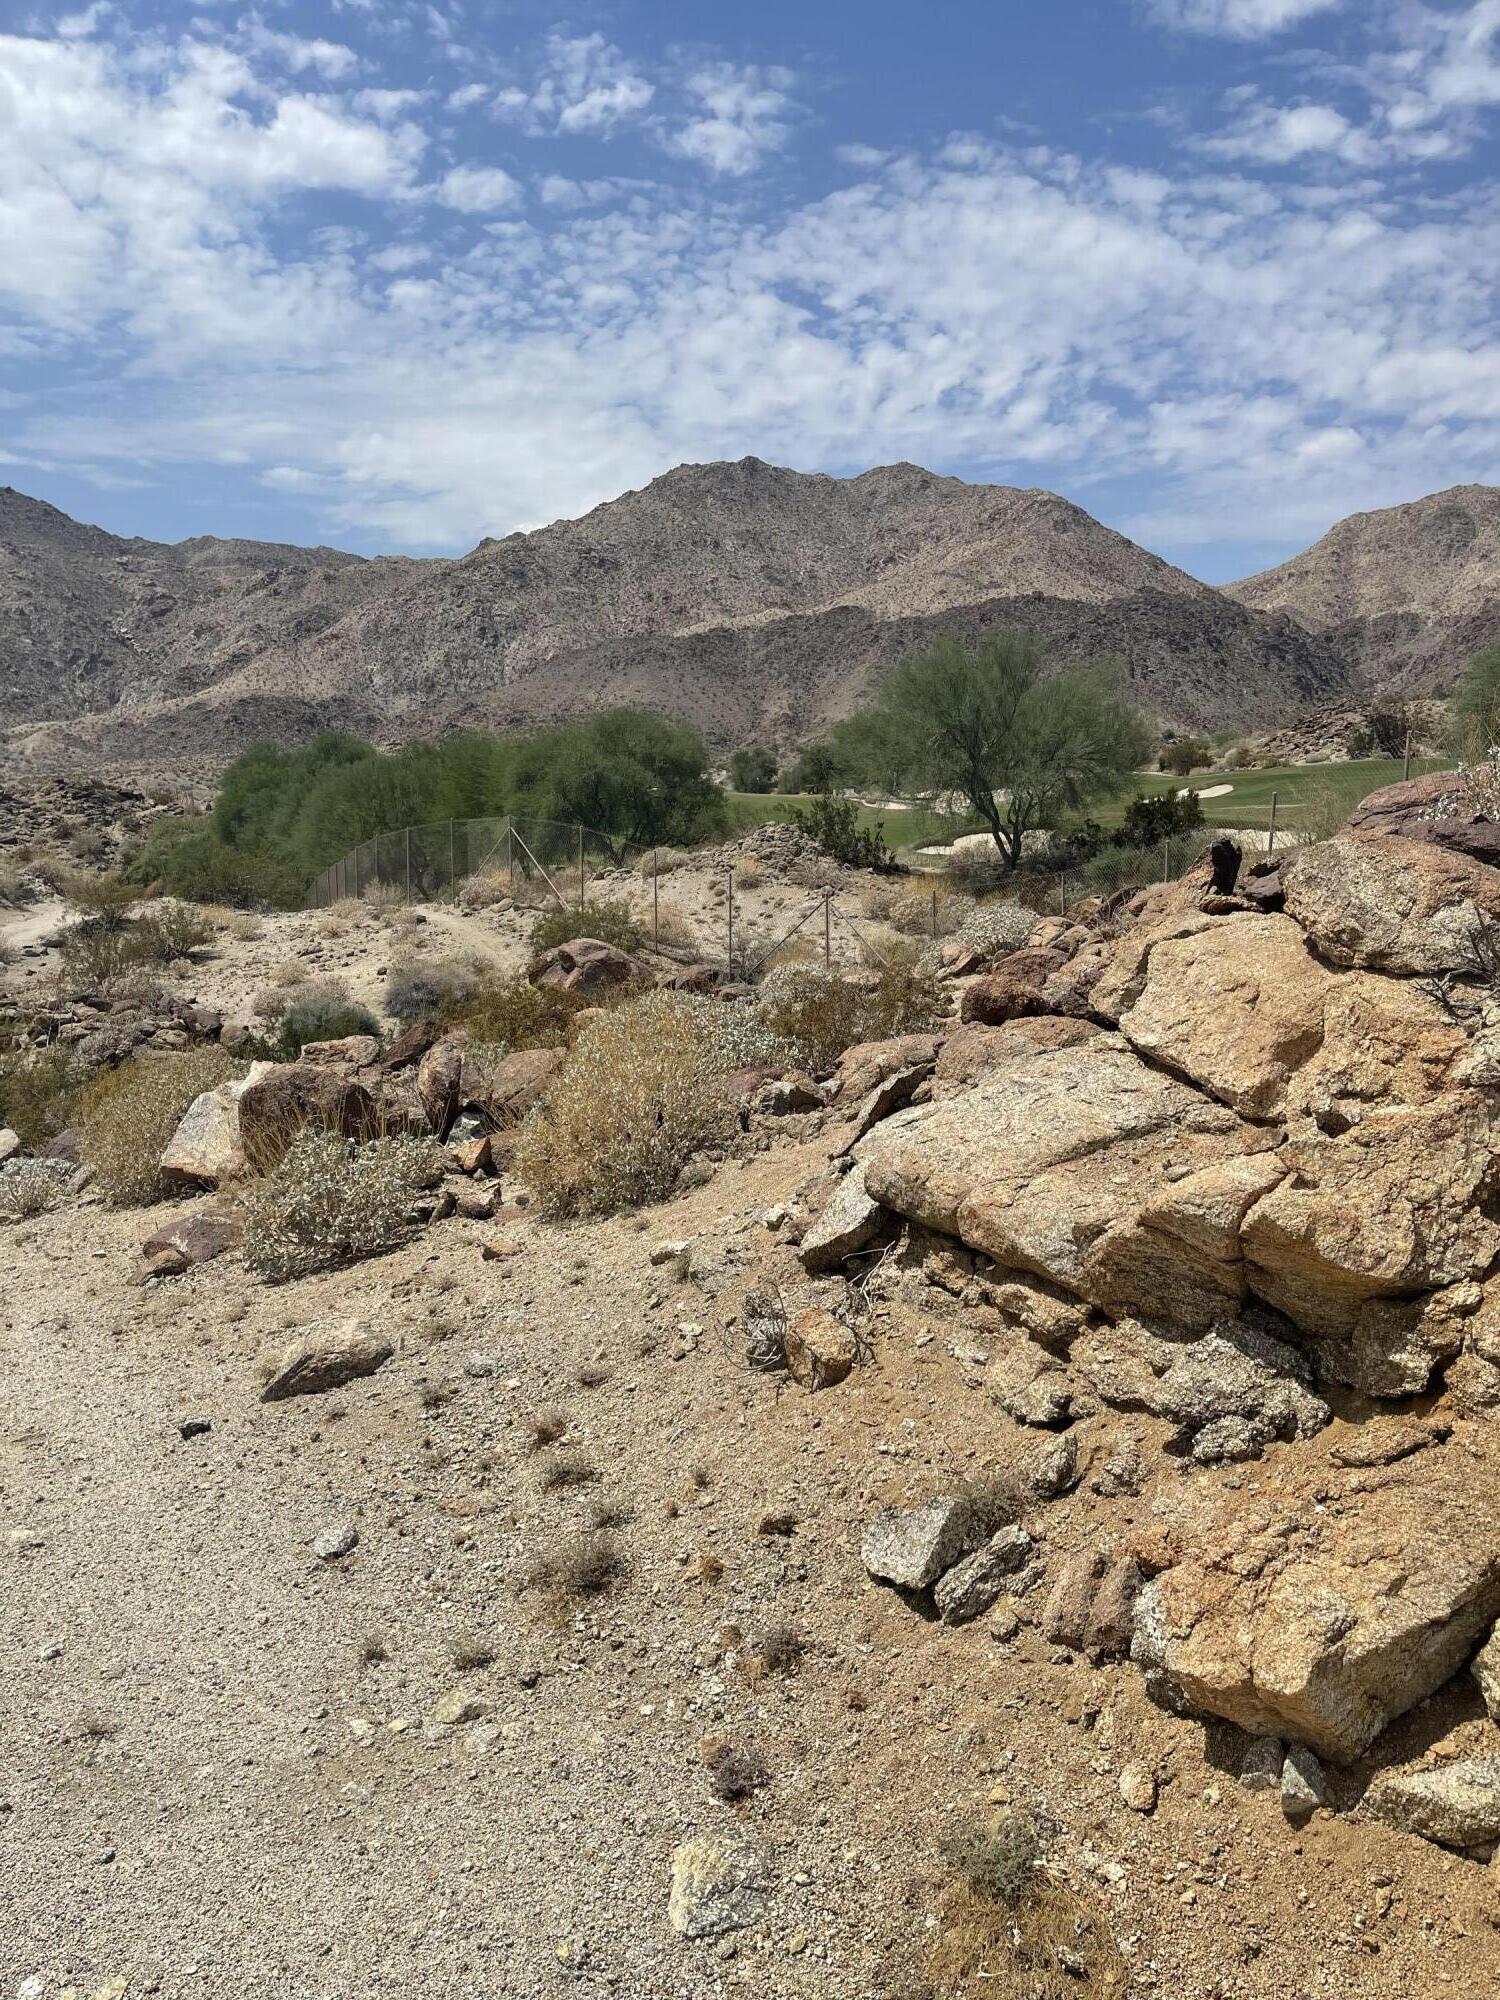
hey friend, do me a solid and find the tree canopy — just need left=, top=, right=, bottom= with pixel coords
left=1448, top=647, right=1500, bottom=760
left=831, top=631, right=1152, bottom=869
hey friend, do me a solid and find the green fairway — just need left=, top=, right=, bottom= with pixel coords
left=728, top=757, right=1453, bottom=859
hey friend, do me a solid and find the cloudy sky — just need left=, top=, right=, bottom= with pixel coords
left=2, top=0, right=1499, bottom=577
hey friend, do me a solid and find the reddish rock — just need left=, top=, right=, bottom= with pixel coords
left=237, top=1064, right=378, bottom=1173
left=959, top=948, right=1068, bottom=1026
left=530, top=937, right=650, bottom=996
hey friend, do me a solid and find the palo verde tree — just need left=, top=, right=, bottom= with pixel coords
left=1448, top=646, right=1500, bottom=760
left=508, top=708, right=726, bottom=857
left=833, top=630, right=1152, bottom=871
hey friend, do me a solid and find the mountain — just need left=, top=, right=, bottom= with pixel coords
left=0, top=460, right=1355, bottom=774
left=1228, top=484, right=1500, bottom=694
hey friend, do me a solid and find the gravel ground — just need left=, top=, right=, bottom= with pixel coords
left=5, top=1107, right=1500, bottom=1998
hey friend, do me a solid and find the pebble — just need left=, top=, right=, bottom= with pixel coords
left=177, top=1417, right=212, bottom=1440
left=463, top=1354, right=501, bottom=1378
left=311, top=1520, right=359, bottom=1561
left=1119, top=1762, right=1158, bottom=1813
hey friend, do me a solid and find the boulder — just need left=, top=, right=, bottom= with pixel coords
left=459, top=1044, right=564, bottom=1128
left=1282, top=835, right=1500, bottom=977
left=1241, top=1092, right=1500, bottom=1353
left=798, top=1164, right=886, bottom=1273
left=160, top=1061, right=277, bottom=1188
left=415, top=1033, right=467, bottom=1137
left=959, top=948, right=1068, bottom=1025
left=785, top=1308, right=857, bottom=1390
left=0, top=1129, right=18, bottom=1164
left=832, top=1033, right=942, bottom=1107
left=858, top=1037, right=1262, bottom=1331
left=930, top=1018, right=1100, bottom=1098
left=299, top=1034, right=382, bottom=1070
left=862, top=1497, right=984, bottom=1592
left=1282, top=974, right=1466, bottom=1134
left=237, top=1063, right=378, bottom=1174
left=530, top=937, right=649, bottom=996
left=259, top=1323, right=394, bottom=1403
left=1365, top=1758, right=1500, bottom=1848
left=1471, top=1623, right=1500, bottom=1720
left=1344, top=772, right=1500, bottom=869
left=934, top=1527, right=1034, bottom=1625
left=1132, top=1475, right=1500, bottom=1762
left=667, top=1835, right=771, bottom=1938
left=140, top=1214, right=242, bottom=1270
left=1113, top=915, right=1331, bottom=1120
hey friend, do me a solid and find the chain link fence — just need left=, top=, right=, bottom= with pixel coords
left=306, top=815, right=656, bottom=912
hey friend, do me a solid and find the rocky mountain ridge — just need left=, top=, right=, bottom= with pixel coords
left=1, top=462, right=1354, bottom=774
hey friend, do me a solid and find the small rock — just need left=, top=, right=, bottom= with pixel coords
left=1119, top=1762, right=1157, bottom=1813
left=260, top=1323, right=393, bottom=1402
left=933, top=1527, right=1033, bottom=1625
left=862, top=1497, right=984, bottom=1592
left=464, top=1353, right=501, bottom=1379
left=312, top=1520, right=359, bottom=1561
left=177, top=1418, right=212, bottom=1441
left=650, top=1239, right=690, bottom=1266
left=1239, top=1734, right=1283, bottom=1792
left=430, top=1691, right=493, bottom=1727
left=0, top=1129, right=20, bottom=1164
left=989, top=1603, right=1021, bottom=1644
left=785, top=1308, right=857, bottom=1391
left=667, top=1835, right=771, bottom=1938
left=1366, top=1755, right=1500, bottom=1847
left=1026, top=1430, right=1079, bottom=1500
left=1281, top=1744, right=1328, bottom=1826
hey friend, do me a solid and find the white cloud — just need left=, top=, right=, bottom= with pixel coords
left=1206, top=99, right=1374, bottom=163
left=660, top=62, right=797, bottom=177
left=493, top=32, right=653, bottom=137
left=434, top=162, right=521, bottom=212
left=1145, top=0, right=1344, bottom=35
left=244, top=26, right=361, bottom=81
left=447, top=82, right=488, bottom=111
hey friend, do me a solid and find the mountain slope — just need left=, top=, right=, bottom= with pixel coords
left=0, top=461, right=1355, bottom=772
left=1228, top=484, right=1500, bottom=693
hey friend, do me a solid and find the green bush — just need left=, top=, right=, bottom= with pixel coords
left=728, top=746, right=778, bottom=793
left=79, top=1049, right=248, bottom=1206
left=0, top=1047, right=78, bottom=1150
left=1113, top=789, right=1203, bottom=851
left=529, top=898, right=644, bottom=957
left=753, top=952, right=943, bottom=1071
left=446, top=973, right=583, bottom=1053
left=790, top=795, right=894, bottom=871
left=272, top=986, right=381, bottom=1058
left=241, top=1129, right=445, bottom=1280
left=939, top=1812, right=1040, bottom=1908
left=384, top=957, right=479, bottom=1025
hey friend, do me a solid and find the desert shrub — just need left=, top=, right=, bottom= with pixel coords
left=446, top=973, right=581, bottom=1053
left=733, top=857, right=765, bottom=889
left=529, top=1530, right=625, bottom=1604
left=791, top=794, right=894, bottom=871
left=637, top=846, right=692, bottom=877
left=0, top=1159, right=74, bottom=1221
left=384, top=957, right=478, bottom=1025
left=939, top=1812, right=1041, bottom=1909
left=861, top=880, right=966, bottom=940
left=79, top=1048, right=248, bottom=1206
left=1222, top=741, right=1252, bottom=770
left=240, top=1129, right=445, bottom=1280
left=255, top=977, right=378, bottom=1058
left=753, top=1621, right=807, bottom=1676
left=1113, top=789, right=1203, bottom=851
left=537, top=1449, right=598, bottom=1491
left=1160, top=735, right=1211, bottom=776
left=754, top=951, right=943, bottom=1071
left=529, top=898, right=643, bottom=957
left=0, top=1046, right=79, bottom=1150
left=134, top=900, right=215, bottom=962
left=57, top=916, right=135, bottom=992
left=931, top=902, right=1037, bottom=969
left=706, top=1741, right=771, bottom=1803
left=513, top=990, right=751, bottom=1216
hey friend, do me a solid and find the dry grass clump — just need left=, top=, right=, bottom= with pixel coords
left=529, top=1529, right=625, bottom=1605
left=449, top=1632, right=497, bottom=1672
left=859, top=880, right=967, bottom=939
left=0, top=1158, right=74, bottom=1221
left=512, top=991, right=744, bottom=1217
left=530, top=897, right=643, bottom=957
left=385, top=956, right=479, bottom=1025
left=638, top=847, right=692, bottom=877
left=706, top=1740, right=770, bottom=1803
left=240, top=1129, right=444, bottom=1280
left=525, top=1409, right=568, bottom=1452
left=536, top=1449, right=598, bottom=1491
left=754, top=950, right=944, bottom=1072
left=79, top=1048, right=247, bottom=1206
left=260, top=977, right=378, bottom=1057
left=929, top=1813, right=1127, bottom=1999
left=752, top=1620, right=807, bottom=1676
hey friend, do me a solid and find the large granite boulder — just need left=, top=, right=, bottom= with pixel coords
left=237, top=1063, right=378, bottom=1173
left=1132, top=1465, right=1500, bottom=1763
left=1282, top=835, right=1500, bottom=977
left=529, top=937, right=649, bottom=996
left=160, top=1061, right=277, bottom=1188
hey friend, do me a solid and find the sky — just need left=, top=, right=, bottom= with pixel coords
left=2, top=1, right=1500, bottom=579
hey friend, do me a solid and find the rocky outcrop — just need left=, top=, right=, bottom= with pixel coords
left=529, top=937, right=649, bottom=996
left=1132, top=1467, right=1500, bottom=1762
left=237, top=1063, right=378, bottom=1173
left=1365, top=1759, right=1500, bottom=1848
left=160, top=1062, right=276, bottom=1188
left=1282, top=834, right=1500, bottom=977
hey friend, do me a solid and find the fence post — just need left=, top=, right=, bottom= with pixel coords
left=1162, top=836, right=1170, bottom=883
left=507, top=819, right=515, bottom=890
left=1403, top=731, right=1413, bottom=783
left=448, top=818, right=455, bottom=890
left=578, top=824, right=585, bottom=913
left=1267, top=791, right=1279, bottom=858
left=931, top=889, right=938, bottom=941
left=726, top=871, right=734, bottom=977
left=653, top=850, right=660, bottom=951
left=405, top=826, right=412, bottom=904
left=1058, top=873, right=1065, bottom=918
left=354, top=844, right=361, bottom=900
left=824, top=889, right=832, bottom=969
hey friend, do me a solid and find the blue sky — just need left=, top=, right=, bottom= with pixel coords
left=2, top=0, right=1500, bottom=580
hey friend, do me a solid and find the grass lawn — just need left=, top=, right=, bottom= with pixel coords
left=729, top=756, right=1454, bottom=856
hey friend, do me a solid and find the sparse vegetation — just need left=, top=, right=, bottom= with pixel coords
left=263, top=978, right=380, bottom=1058
left=791, top=792, right=895, bottom=871
left=445, top=973, right=581, bottom=1053
left=0, top=1158, right=74, bottom=1221
left=512, top=990, right=750, bottom=1217
left=0, top=1046, right=79, bottom=1151
left=706, top=1740, right=771, bottom=1802
left=525, top=1410, right=568, bottom=1452
left=938, top=1812, right=1041, bottom=1908
left=537, top=1449, right=598, bottom=1491
left=529, top=1530, right=625, bottom=1605
left=240, top=1129, right=444, bottom=1279
left=529, top=898, right=643, bottom=957
left=385, top=957, right=479, bottom=1024
left=753, top=1620, right=807, bottom=1676
left=753, top=951, right=943, bottom=1071
left=78, top=1049, right=247, bottom=1206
